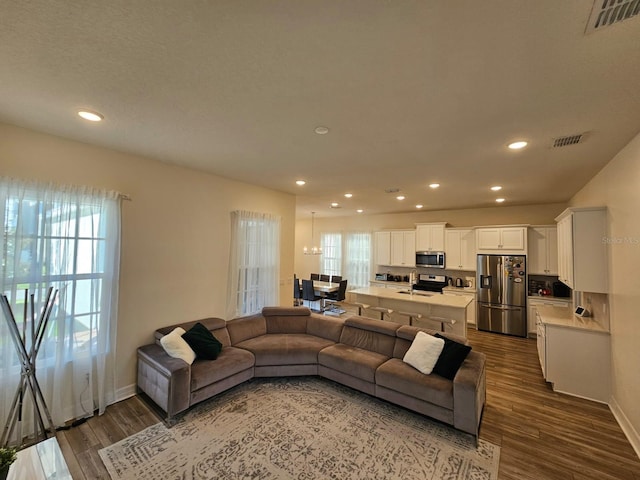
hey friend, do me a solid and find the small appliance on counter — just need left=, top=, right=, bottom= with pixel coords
left=375, top=273, right=390, bottom=281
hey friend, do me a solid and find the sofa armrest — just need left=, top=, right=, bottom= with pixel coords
left=137, top=344, right=191, bottom=422
left=452, top=351, right=486, bottom=438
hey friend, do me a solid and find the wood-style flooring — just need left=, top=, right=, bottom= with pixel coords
left=56, top=322, right=640, bottom=480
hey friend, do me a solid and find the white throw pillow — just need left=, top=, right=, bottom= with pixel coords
left=160, top=327, right=196, bottom=365
left=403, top=331, right=445, bottom=375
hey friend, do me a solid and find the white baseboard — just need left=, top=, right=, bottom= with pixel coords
left=610, top=396, right=640, bottom=459
left=115, top=384, right=137, bottom=403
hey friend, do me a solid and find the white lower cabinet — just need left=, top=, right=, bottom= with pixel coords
left=536, top=307, right=611, bottom=404
left=442, top=288, right=477, bottom=326
left=527, top=297, right=570, bottom=337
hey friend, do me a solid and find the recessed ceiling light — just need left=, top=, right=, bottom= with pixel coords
left=356, top=209, right=363, bottom=213
left=314, top=126, right=330, bottom=135
left=490, top=185, right=502, bottom=191
left=429, top=183, right=440, bottom=189
left=77, top=110, right=104, bottom=122
left=296, top=180, right=306, bottom=186
left=416, top=204, right=424, bottom=209
left=496, top=198, right=505, bottom=203
left=508, top=141, right=528, bottom=150
left=331, top=202, right=339, bottom=207
left=344, top=193, right=353, bottom=198
left=396, top=195, right=405, bottom=200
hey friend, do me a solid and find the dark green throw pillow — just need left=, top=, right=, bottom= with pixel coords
left=432, top=333, right=472, bottom=380
left=182, top=322, right=222, bottom=360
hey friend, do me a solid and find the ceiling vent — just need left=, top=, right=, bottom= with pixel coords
left=585, top=0, right=640, bottom=33
left=552, top=133, right=585, bottom=148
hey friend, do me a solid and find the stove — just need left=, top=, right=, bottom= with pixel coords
left=412, top=274, right=448, bottom=293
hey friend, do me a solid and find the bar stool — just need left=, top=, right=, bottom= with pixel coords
left=397, top=311, right=423, bottom=326
left=428, top=316, right=456, bottom=332
left=369, top=306, right=394, bottom=321
left=352, top=302, right=370, bottom=316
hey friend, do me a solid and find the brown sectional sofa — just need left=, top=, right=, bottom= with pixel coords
left=137, top=306, right=486, bottom=440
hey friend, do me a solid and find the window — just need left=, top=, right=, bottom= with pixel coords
left=320, top=232, right=371, bottom=289
left=321, top=233, right=341, bottom=277
left=344, top=232, right=371, bottom=289
left=0, top=177, right=121, bottom=429
left=228, top=211, right=280, bottom=317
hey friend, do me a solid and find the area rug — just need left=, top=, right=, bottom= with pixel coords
left=99, top=377, right=499, bottom=480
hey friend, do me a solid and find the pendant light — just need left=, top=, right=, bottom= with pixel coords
left=303, top=212, right=322, bottom=255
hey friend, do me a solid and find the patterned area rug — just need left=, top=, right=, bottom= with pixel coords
left=99, top=377, right=499, bottom=480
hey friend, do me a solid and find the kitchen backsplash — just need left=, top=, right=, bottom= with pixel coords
left=580, top=292, right=610, bottom=331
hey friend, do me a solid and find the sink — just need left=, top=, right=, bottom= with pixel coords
left=397, top=290, right=434, bottom=297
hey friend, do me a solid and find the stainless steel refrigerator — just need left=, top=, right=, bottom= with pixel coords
left=477, top=254, right=527, bottom=337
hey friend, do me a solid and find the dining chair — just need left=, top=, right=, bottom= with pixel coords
left=302, top=279, right=323, bottom=311
left=330, top=275, right=342, bottom=283
left=324, top=280, right=347, bottom=312
left=293, top=277, right=303, bottom=306
left=310, top=273, right=320, bottom=281
left=320, top=274, right=330, bottom=282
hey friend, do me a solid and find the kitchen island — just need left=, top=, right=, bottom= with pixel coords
left=350, top=287, right=472, bottom=338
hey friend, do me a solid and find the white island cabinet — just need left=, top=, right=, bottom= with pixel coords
left=350, top=287, right=471, bottom=338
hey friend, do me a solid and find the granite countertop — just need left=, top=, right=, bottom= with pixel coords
left=442, top=286, right=477, bottom=294
left=351, top=287, right=473, bottom=308
left=370, top=280, right=412, bottom=287
left=536, top=304, right=609, bottom=333
left=527, top=294, right=571, bottom=301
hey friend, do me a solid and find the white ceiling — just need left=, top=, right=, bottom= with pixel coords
left=1, top=1, right=639, bottom=218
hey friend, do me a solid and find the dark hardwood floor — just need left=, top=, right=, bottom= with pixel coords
left=56, top=319, right=640, bottom=480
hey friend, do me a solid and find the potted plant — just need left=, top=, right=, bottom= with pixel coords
left=0, top=447, right=17, bottom=480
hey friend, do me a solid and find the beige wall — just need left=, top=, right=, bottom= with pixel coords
left=0, top=122, right=296, bottom=394
left=570, top=130, right=640, bottom=447
left=295, top=203, right=567, bottom=279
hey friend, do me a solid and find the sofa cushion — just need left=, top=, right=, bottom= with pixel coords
left=376, top=358, right=454, bottom=409
left=159, top=327, right=196, bottom=365
left=403, top=331, right=444, bottom=375
left=156, top=317, right=229, bottom=345
left=262, top=306, right=310, bottom=334
left=235, top=334, right=335, bottom=366
left=227, top=314, right=267, bottom=345
left=339, top=317, right=398, bottom=357
left=182, top=322, right=223, bottom=360
left=319, top=344, right=389, bottom=383
left=190, top=346, right=255, bottom=391
left=306, top=314, right=345, bottom=342
left=432, top=333, right=472, bottom=380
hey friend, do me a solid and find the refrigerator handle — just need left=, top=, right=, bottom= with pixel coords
left=497, top=258, right=502, bottom=304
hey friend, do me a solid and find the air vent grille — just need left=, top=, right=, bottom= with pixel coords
left=585, top=0, right=640, bottom=33
left=552, top=134, right=584, bottom=148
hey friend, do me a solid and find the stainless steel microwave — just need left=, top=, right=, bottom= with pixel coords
left=415, top=251, right=445, bottom=268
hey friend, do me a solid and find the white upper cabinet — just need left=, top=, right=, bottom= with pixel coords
left=376, top=230, right=415, bottom=267
left=374, top=231, right=391, bottom=266
left=445, top=229, right=476, bottom=270
left=555, top=207, right=608, bottom=293
left=528, top=227, right=558, bottom=275
left=476, top=227, right=527, bottom=253
left=415, top=223, right=446, bottom=252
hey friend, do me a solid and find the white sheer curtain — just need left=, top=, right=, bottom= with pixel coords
left=227, top=210, right=280, bottom=318
left=0, top=177, right=121, bottom=438
left=344, top=232, right=371, bottom=289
